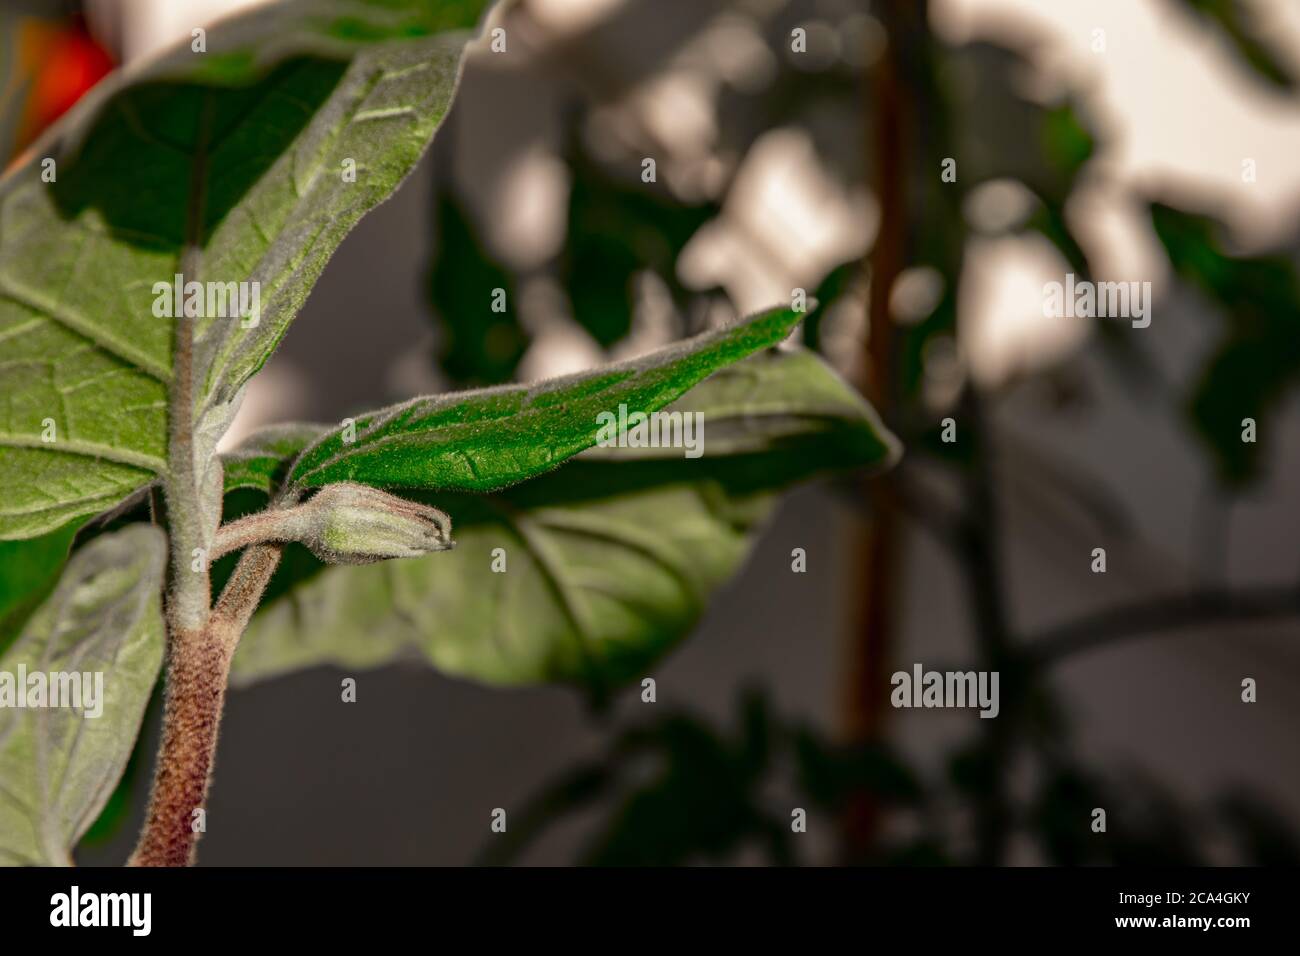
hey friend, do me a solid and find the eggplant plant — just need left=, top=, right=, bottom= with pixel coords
left=0, top=0, right=896, bottom=866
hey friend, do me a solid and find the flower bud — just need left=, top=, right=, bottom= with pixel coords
left=292, top=483, right=454, bottom=565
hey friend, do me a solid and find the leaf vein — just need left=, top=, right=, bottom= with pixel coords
left=0, top=432, right=164, bottom=473
left=0, top=283, right=171, bottom=382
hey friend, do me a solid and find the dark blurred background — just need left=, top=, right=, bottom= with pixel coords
left=5, top=0, right=1300, bottom=865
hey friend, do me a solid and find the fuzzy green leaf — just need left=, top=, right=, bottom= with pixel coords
left=0, top=525, right=165, bottom=866
left=285, top=306, right=803, bottom=493
left=0, top=0, right=493, bottom=539
left=231, top=347, right=897, bottom=687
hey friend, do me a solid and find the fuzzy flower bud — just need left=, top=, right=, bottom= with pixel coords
left=289, top=482, right=454, bottom=565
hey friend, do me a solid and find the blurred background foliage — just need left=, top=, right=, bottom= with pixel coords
left=5, top=0, right=1299, bottom=864
left=417, top=0, right=1300, bottom=865
left=477, top=688, right=1300, bottom=865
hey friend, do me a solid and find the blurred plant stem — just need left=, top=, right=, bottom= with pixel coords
left=1028, top=584, right=1300, bottom=665
left=954, top=390, right=1018, bottom=864
left=840, top=0, right=920, bottom=861
left=844, top=0, right=1023, bottom=864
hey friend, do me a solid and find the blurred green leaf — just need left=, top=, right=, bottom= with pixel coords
left=0, top=519, right=82, bottom=656
left=1040, top=103, right=1095, bottom=179
left=1033, top=763, right=1204, bottom=866
left=578, top=714, right=783, bottom=866
left=1175, top=0, right=1296, bottom=90
left=794, top=731, right=923, bottom=809
left=944, top=45, right=1093, bottom=199
left=1150, top=202, right=1300, bottom=483
left=801, top=260, right=860, bottom=352
left=560, top=145, right=718, bottom=347
left=897, top=44, right=1100, bottom=408
left=479, top=693, right=787, bottom=866
left=428, top=191, right=527, bottom=386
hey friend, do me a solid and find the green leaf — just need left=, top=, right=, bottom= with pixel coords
left=945, top=45, right=1094, bottom=200
left=800, top=260, right=859, bottom=352
left=231, top=346, right=897, bottom=687
left=559, top=143, right=718, bottom=349
left=284, top=305, right=804, bottom=493
left=221, top=422, right=331, bottom=496
left=0, top=0, right=493, bottom=540
left=0, top=524, right=166, bottom=866
left=241, top=476, right=773, bottom=688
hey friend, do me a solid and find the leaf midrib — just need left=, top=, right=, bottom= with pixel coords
left=197, top=59, right=395, bottom=415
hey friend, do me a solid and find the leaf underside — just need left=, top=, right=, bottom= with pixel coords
left=0, top=525, right=165, bottom=866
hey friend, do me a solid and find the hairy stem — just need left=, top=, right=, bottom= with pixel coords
left=128, top=624, right=230, bottom=867
left=210, top=509, right=305, bottom=562
left=162, top=93, right=216, bottom=636
left=162, top=307, right=210, bottom=633
left=140, top=268, right=214, bottom=866
left=136, top=92, right=223, bottom=867
left=212, top=544, right=284, bottom=635
left=131, top=544, right=282, bottom=866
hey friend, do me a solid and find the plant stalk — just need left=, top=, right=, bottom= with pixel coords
left=128, top=624, right=232, bottom=866
left=131, top=544, right=282, bottom=866
left=133, top=92, right=233, bottom=867
left=839, top=0, right=917, bottom=861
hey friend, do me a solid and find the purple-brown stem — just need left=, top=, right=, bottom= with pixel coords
left=130, top=544, right=282, bottom=867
